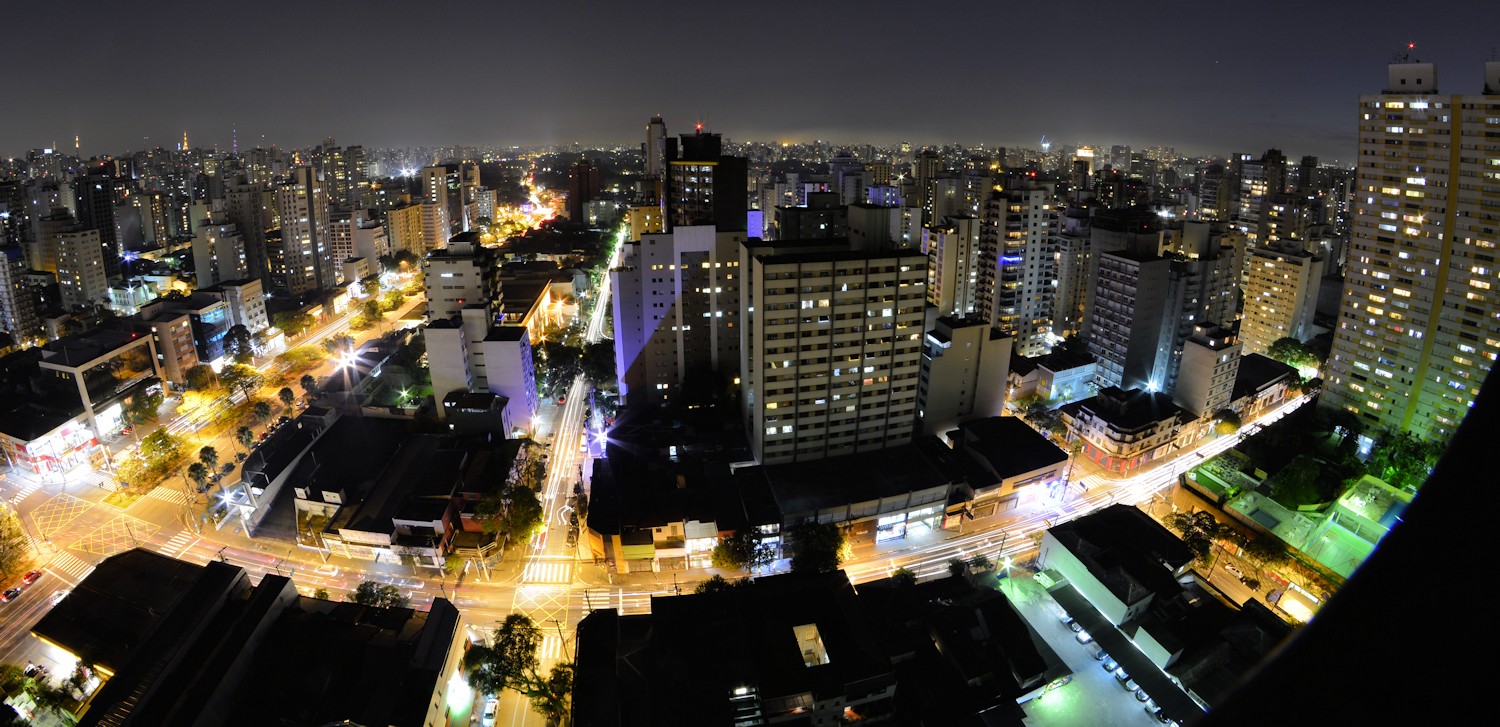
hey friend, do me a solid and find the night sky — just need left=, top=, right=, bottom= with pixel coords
left=5, top=0, right=1496, bottom=162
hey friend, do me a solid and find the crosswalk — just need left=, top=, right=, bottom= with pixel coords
left=146, top=486, right=191, bottom=506
left=157, top=531, right=199, bottom=558
left=521, top=560, right=573, bottom=585
left=5, top=477, right=44, bottom=506
left=47, top=550, right=97, bottom=584
left=538, top=634, right=567, bottom=661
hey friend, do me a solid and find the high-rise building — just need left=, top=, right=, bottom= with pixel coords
left=386, top=199, right=425, bottom=256
left=567, top=160, right=601, bottom=222
left=610, top=225, right=744, bottom=404
left=739, top=239, right=926, bottom=465
left=1152, top=221, right=1239, bottom=395
left=1088, top=238, right=1173, bottom=391
left=0, top=246, right=40, bottom=343
left=1173, top=324, right=1241, bottom=422
left=426, top=308, right=537, bottom=433
left=1052, top=206, right=1093, bottom=339
left=667, top=129, right=748, bottom=232
left=71, top=172, right=121, bottom=280
left=55, top=226, right=108, bottom=311
left=1322, top=61, right=1500, bottom=441
left=916, top=316, right=1011, bottom=437
left=191, top=207, right=248, bottom=287
left=644, top=115, right=668, bottom=181
left=422, top=231, right=502, bottom=322
left=224, top=176, right=273, bottom=285
left=922, top=215, right=982, bottom=318
left=271, top=166, right=334, bottom=297
left=773, top=192, right=846, bottom=241
left=1080, top=207, right=1161, bottom=341
left=421, top=166, right=451, bottom=249
left=1240, top=242, right=1325, bottom=356
left=976, top=179, right=1058, bottom=357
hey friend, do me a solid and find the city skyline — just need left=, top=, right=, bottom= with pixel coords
left=4, top=1, right=1496, bottom=161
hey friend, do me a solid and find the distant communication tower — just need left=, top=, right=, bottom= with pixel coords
left=1040, top=135, right=1051, bottom=153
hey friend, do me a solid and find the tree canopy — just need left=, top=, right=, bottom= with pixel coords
left=475, top=483, right=544, bottom=544
left=788, top=522, right=846, bottom=574
left=710, top=531, right=774, bottom=574
left=349, top=580, right=409, bottom=609
left=463, top=614, right=573, bottom=724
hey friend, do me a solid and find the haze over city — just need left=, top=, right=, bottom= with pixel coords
left=4, top=0, right=1497, bottom=159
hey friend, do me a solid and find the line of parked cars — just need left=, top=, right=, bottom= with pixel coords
left=1061, top=612, right=1177, bottom=725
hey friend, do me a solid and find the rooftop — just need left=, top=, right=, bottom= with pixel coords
left=952, top=416, right=1069, bottom=482
left=1046, top=504, right=1194, bottom=607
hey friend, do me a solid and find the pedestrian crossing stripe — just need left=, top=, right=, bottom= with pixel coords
left=147, top=486, right=190, bottom=505
left=158, top=531, right=197, bottom=557
left=46, top=550, right=96, bottom=583
left=7, top=480, right=43, bottom=505
left=521, top=561, right=573, bottom=584
left=538, top=634, right=566, bottom=661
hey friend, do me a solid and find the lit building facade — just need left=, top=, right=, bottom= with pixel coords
left=1321, top=61, right=1500, bottom=442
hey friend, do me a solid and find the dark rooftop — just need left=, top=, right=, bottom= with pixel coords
left=755, top=443, right=952, bottom=518
left=1046, top=504, right=1194, bottom=607
left=1232, top=353, right=1297, bottom=401
left=952, top=416, right=1069, bottom=482
left=1060, top=386, right=1182, bottom=432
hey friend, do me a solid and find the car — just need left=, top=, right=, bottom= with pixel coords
left=1223, top=563, right=1244, bottom=579
left=1075, top=630, right=1093, bottom=644
left=50, top=590, right=70, bottom=606
left=1, top=588, right=19, bottom=603
left=1145, top=706, right=1171, bottom=724
left=1101, top=658, right=1119, bottom=672
left=1114, top=667, right=1131, bottom=684
left=1135, top=688, right=1151, bottom=702
left=1122, top=678, right=1140, bottom=693
left=566, top=530, right=579, bottom=548
left=578, top=439, right=588, bottom=454
left=258, top=431, right=271, bottom=442
left=275, top=415, right=292, bottom=427
left=557, top=395, right=567, bottom=404
left=481, top=697, right=498, bottom=727
left=21, top=570, right=41, bottom=585
left=1086, top=644, right=1108, bottom=661
left=120, top=426, right=133, bottom=435
left=1067, top=620, right=1084, bottom=633
left=235, top=452, right=248, bottom=462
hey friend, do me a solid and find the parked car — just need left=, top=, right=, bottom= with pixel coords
left=21, top=570, right=41, bottom=585
left=1, top=588, right=19, bottom=603
left=120, top=426, right=133, bottom=435
left=1087, top=644, right=1108, bottom=661
left=1067, top=620, right=1084, bottom=633
left=1145, top=705, right=1171, bottom=724
left=1075, top=630, right=1093, bottom=644
left=1122, top=678, right=1140, bottom=693
left=1223, top=562, right=1244, bottom=579
left=50, top=590, right=70, bottom=606
left=566, top=530, right=579, bottom=548
left=1135, top=688, right=1151, bottom=702
left=275, top=415, right=292, bottom=427
left=1114, top=667, right=1131, bottom=684
left=481, top=697, right=498, bottom=727
left=557, top=395, right=566, bottom=404
left=235, top=452, right=248, bottom=462
left=1102, top=658, right=1119, bottom=672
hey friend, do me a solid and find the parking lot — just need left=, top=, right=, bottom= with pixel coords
left=997, top=575, right=1188, bottom=727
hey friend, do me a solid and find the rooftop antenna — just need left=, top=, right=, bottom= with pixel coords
left=1393, top=42, right=1419, bottom=64
left=232, top=124, right=238, bottom=155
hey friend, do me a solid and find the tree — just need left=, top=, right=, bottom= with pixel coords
left=184, top=364, right=218, bottom=391
left=186, top=462, right=209, bottom=492
left=300, top=374, right=319, bottom=400
left=947, top=557, right=968, bottom=579
left=381, top=289, right=406, bottom=313
left=582, top=340, right=616, bottom=388
left=140, top=429, right=182, bottom=467
left=125, top=389, right=164, bottom=426
left=224, top=324, right=255, bottom=363
left=312, top=588, right=330, bottom=600
left=967, top=553, right=993, bottom=571
left=323, top=334, right=355, bottom=357
left=1267, top=337, right=1321, bottom=371
left=278, top=387, right=296, bottom=411
left=1213, top=409, right=1242, bottom=436
left=464, top=614, right=573, bottom=724
left=235, top=426, right=255, bottom=452
left=252, top=401, right=272, bottom=422
left=1057, top=334, right=1092, bottom=360
left=349, top=580, right=409, bottom=609
left=475, top=484, right=544, bottom=544
left=710, top=531, right=774, bottom=574
left=219, top=364, right=263, bottom=398
left=890, top=567, right=916, bottom=587
left=393, top=249, right=419, bottom=269
left=695, top=575, right=734, bottom=594
left=787, top=522, right=846, bottom=574
left=0, top=510, right=29, bottom=577
left=1163, top=511, right=1219, bottom=560
left=198, top=446, right=220, bottom=472
left=273, top=310, right=315, bottom=337
left=1242, top=536, right=1290, bottom=570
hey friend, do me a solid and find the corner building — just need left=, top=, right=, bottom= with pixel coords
left=740, top=239, right=927, bottom=464
left=1322, top=61, right=1500, bottom=441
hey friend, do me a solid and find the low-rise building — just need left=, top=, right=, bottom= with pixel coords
left=1059, top=386, right=1183, bottom=473
left=1228, top=353, right=1297, bottom=421
left=30, top=548, right=464, bottom=727
left=944, top=416, right=1070, bottom=518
